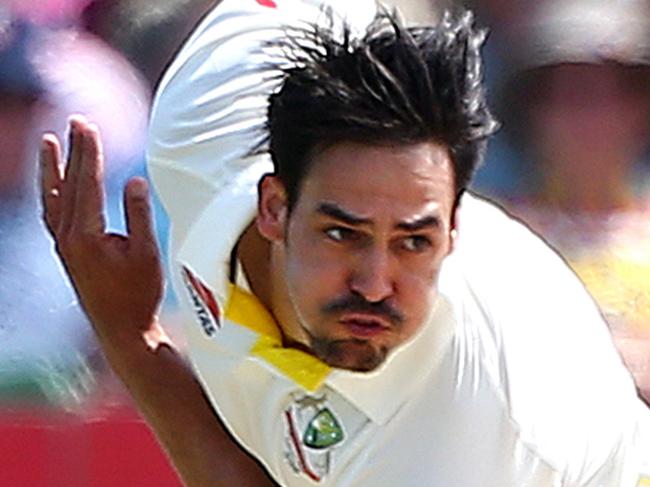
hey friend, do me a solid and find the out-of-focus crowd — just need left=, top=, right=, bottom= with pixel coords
left=0, top=0, right=648, bottom=413
left=467, top=0, right=650, bottom=404
left=0, top=0, right=214, bottom=410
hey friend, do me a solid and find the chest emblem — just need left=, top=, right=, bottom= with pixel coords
left=303, top=408, right=344, bottom=449
left=284, top=395, right=345, bottom=483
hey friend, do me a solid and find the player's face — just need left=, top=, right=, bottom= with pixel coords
left=260, top=141, right=456, bottom=372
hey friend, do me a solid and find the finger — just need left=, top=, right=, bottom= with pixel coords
left=58, top=115, right=87, bottom=235
left=39, top=133, right=64, bottom=235
left=73, top=122, right=106, bottom=234
left=124, top=177, right=157, bottom=246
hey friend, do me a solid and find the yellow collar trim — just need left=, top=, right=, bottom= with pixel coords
left=224, top=284, right=331, bottom=392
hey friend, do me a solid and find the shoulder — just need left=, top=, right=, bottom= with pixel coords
left=444, top=193, right=645, bottom=475
left=148, top=0, right=377, bottom=151
left=146, top=0, right=377, bottom=239
left=451, top=192, right=600, bottom=318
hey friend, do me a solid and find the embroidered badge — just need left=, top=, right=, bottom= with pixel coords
left=181, top=266, right=221, bottom=337
left=283, top=394, right=345, bottom=483
left=303, top=408, right=344, bottom=449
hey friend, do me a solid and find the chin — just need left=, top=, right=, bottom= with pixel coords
left=312, top=338, right=389, bottom=372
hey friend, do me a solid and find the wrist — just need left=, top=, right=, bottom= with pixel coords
left=95, top=316, right=174, bottom=371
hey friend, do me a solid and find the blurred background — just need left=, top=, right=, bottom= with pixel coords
left=0, top=0, right=648, bottom=485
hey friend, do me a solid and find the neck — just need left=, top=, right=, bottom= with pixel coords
left=237, top=225, right=311, bottom=348
left=238, top=224, right=273, bottom=310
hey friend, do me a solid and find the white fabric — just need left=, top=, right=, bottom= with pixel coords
left=147, top=0, right=650, bottom=485
left=149, top=0, right=377, bottom=306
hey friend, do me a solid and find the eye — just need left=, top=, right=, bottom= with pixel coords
left=324, top=226, right=359, bottom=242
left=401, top=235, right=432, bottom=252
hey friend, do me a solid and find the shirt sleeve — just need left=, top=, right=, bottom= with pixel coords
left=455, top=194, right=650, bottom=486
left=146, top=0, right=377, bottom=251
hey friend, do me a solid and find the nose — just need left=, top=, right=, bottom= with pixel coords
left=348, top=246, right=395, bottom=303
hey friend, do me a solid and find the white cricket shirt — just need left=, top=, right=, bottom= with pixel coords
left=147, top=0, right=650, bottom=484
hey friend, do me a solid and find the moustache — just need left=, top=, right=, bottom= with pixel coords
left=321, top=294, right=405, bottom=327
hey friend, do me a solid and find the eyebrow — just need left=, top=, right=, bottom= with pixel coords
left=395, top=215, right=441, bottom=232
left=316, top=203, right=371, bottom=226
left=316, top=202, right=441, bottom=231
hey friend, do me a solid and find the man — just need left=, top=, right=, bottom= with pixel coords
left=40, top=0, right=650, bottom=485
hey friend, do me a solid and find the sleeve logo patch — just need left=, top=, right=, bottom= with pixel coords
left=182, top=266, right=221, bottom=337
left=255, top=0, right=277, bottom=8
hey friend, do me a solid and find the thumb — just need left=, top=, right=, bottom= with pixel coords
left=124, top=177, right=156, bottom=244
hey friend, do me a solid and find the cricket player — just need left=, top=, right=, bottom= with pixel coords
left=40, top=0, right=650, bottom=485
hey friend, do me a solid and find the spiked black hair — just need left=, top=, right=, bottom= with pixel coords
left=266, top=8, right=499, bottom=209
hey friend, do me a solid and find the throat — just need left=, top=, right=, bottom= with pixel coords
left=238, top=224, right=273, bottom=311
left=237, top=224, right=312, bottom=351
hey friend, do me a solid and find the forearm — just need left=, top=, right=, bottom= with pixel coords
left=99, top=322, right=278, bottom=487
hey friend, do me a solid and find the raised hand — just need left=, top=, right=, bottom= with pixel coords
left=40, top=116, right=165, bottom=348
left=39, top=117, right=279, bottom=487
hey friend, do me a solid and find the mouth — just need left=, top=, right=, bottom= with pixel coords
left=339, top=313, right=391, bottom=338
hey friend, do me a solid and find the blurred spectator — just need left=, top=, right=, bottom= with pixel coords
left=0, top=0, right=93, bottom=26
left=497, top=0, right=650, bottom=402
left=82, top=0, right=217, bottom=88
left=0, top=8, right=149, bottom=409
left=465, top=0, right=531, bottom=39
left=458, top=0, right=529, bottom=198
left=80, top=0, right=451, bottom=90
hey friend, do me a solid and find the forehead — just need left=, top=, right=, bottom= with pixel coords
left=297, top=141, right=456, bottom=221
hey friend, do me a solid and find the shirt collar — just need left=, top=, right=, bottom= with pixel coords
left=222, top=282, right=457, bottom=425
left=324, top=294, right=456, bottom=424
left=177, top=160, right=266, bottom=307
left=178, top=180, right=458, bottom=426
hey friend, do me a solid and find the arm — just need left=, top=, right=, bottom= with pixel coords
left=39, top=117, right=277, bottom=487
left=456, top=195, right=650, bottom=484
left=103, top=331, right=277, bottom=487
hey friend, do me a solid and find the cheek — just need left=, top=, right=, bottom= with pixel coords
left=399, top=272, right=438, bottom=312
left=286, top=250, right=342, bottom=289
left=396, top=256, right=446, bottom=326
left=284, top=233, right=349, bottom=310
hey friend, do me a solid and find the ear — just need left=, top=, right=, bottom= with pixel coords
left=256, top=174, right=288, bottom=243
